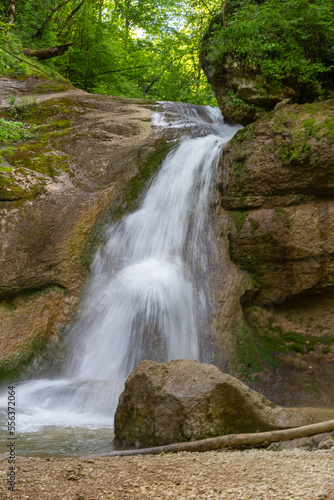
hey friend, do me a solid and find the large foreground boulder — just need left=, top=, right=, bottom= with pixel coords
left=114, top=359, right=313, bottom=447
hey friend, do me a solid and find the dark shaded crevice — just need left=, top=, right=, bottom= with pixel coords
left=223, top=194, right=334, bottom=212
left=252, top=287, right=334, bottom=309
left=0, top=196, right=27, bottom=202
left=0, top=283, right=68, bottom=302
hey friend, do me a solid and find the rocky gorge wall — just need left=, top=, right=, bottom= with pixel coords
left=201, top=30, right=334, bottom=407
left=0, top=77, right=172, bottom=381
left=1, top=71, right=333, bottom=412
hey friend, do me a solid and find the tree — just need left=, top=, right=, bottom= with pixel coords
left=0, top=0, right=222, bottom=104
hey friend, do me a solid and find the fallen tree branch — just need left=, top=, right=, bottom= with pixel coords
left=22, top=42, right=73, bottom=60
left=99, top=419, right=334, bottom=457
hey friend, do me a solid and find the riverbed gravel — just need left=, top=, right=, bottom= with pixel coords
left=1, top=449, right=333, bottom=499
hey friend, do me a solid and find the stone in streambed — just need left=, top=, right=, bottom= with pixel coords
left=113, top=359, right=313, bottom=447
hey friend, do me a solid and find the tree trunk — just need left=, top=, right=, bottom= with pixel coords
left=6, top=0, right=16, bottom=33
left=22, top=43, right=73, bottom=60
left=57, top=0, right=86, bottom=39
left=33, top=0, right=72, bottom=39
left=222, top=0, right=227, bottom=30
left=8, top=0, right=16, bottom=25
left=99, top=419, right=334, bottom=457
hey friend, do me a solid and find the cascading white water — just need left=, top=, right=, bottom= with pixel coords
left=0, top=103, right=240, bottom=452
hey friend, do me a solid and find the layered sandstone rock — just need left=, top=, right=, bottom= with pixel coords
left=220, top=100, right=334, bottom=303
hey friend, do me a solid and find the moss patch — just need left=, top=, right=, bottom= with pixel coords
left=0, top=333, right=47, bottom=383
left=4, top=146, right=71, bottom=178
left=2, top=127, right=73, bottom=179
left=110, top=140, right=175, bottom=219
left=222, top=99, right=334, bottom=202
left=228, top=236, right=263, bottom=277
left=231, top=210, right=249, bottom=234
left=0, top=285, right=68, bottom=382
left=249, top=217, right=260, bottom=234
left=0, top=97, right=81, bottom=199
left=0, top=167, right=46, bottom=201
left=236, top=307, right=334, bottom=381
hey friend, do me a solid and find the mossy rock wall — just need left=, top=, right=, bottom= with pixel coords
left=200, top=8, right=333, bottom=126
left=211, top=99, right=334, bottom=406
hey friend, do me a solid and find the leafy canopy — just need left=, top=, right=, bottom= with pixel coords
left=0, top=0, right=223, bottom=105
left=1, top=0, right=334, bottom=104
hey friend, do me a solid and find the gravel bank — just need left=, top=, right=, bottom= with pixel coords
left=1, top=449, right=333, bottom=499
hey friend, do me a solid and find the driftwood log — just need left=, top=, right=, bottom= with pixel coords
left=99, top=419, right=334, bottom=457
left=22, top=43, right=73, bottom=61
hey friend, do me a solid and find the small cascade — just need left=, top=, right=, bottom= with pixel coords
left=0, top=102, right=240, bottom=452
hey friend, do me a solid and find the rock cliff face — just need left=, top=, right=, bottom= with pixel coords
left=199, top=8, right=334, bottom=406
left=0, top=77, right=169, bottom=380
left=209, top=98, right=334, bottom=407
left=200, top=15, right=299, bottom=126
left=201, top=48, right=296, bottom=125
left=200, top=10, right=333, bottom=126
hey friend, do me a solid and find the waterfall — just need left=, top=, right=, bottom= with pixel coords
left=0, top=102, right=241, bottom=442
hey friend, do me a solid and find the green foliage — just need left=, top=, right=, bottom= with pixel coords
left=0, top=118, right=32, bottom=144
left=7, top=95, right=38, bottom=119
left=3, top=0, right=332, bottom=105
left=207, top=0, right=334, bottom=97
left=249, top=217, right=260, bottom=234
left=235, top=315, right=334, bottom=381
left=226, top=90, right=244, bottom=107
left=0, top=0, right=221, bottom=105
left=232, top=210, right=248, bottom=233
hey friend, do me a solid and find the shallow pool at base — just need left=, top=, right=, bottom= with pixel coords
left=0, top=424, right=114, bottom=456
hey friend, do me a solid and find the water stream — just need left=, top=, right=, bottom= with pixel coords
left=0, top=102, right=241, bottom=455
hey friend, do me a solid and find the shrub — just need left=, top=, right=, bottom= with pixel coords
left=207, top=0, right=334, bottom=98
left=0, top=118, right=32, bottom=144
